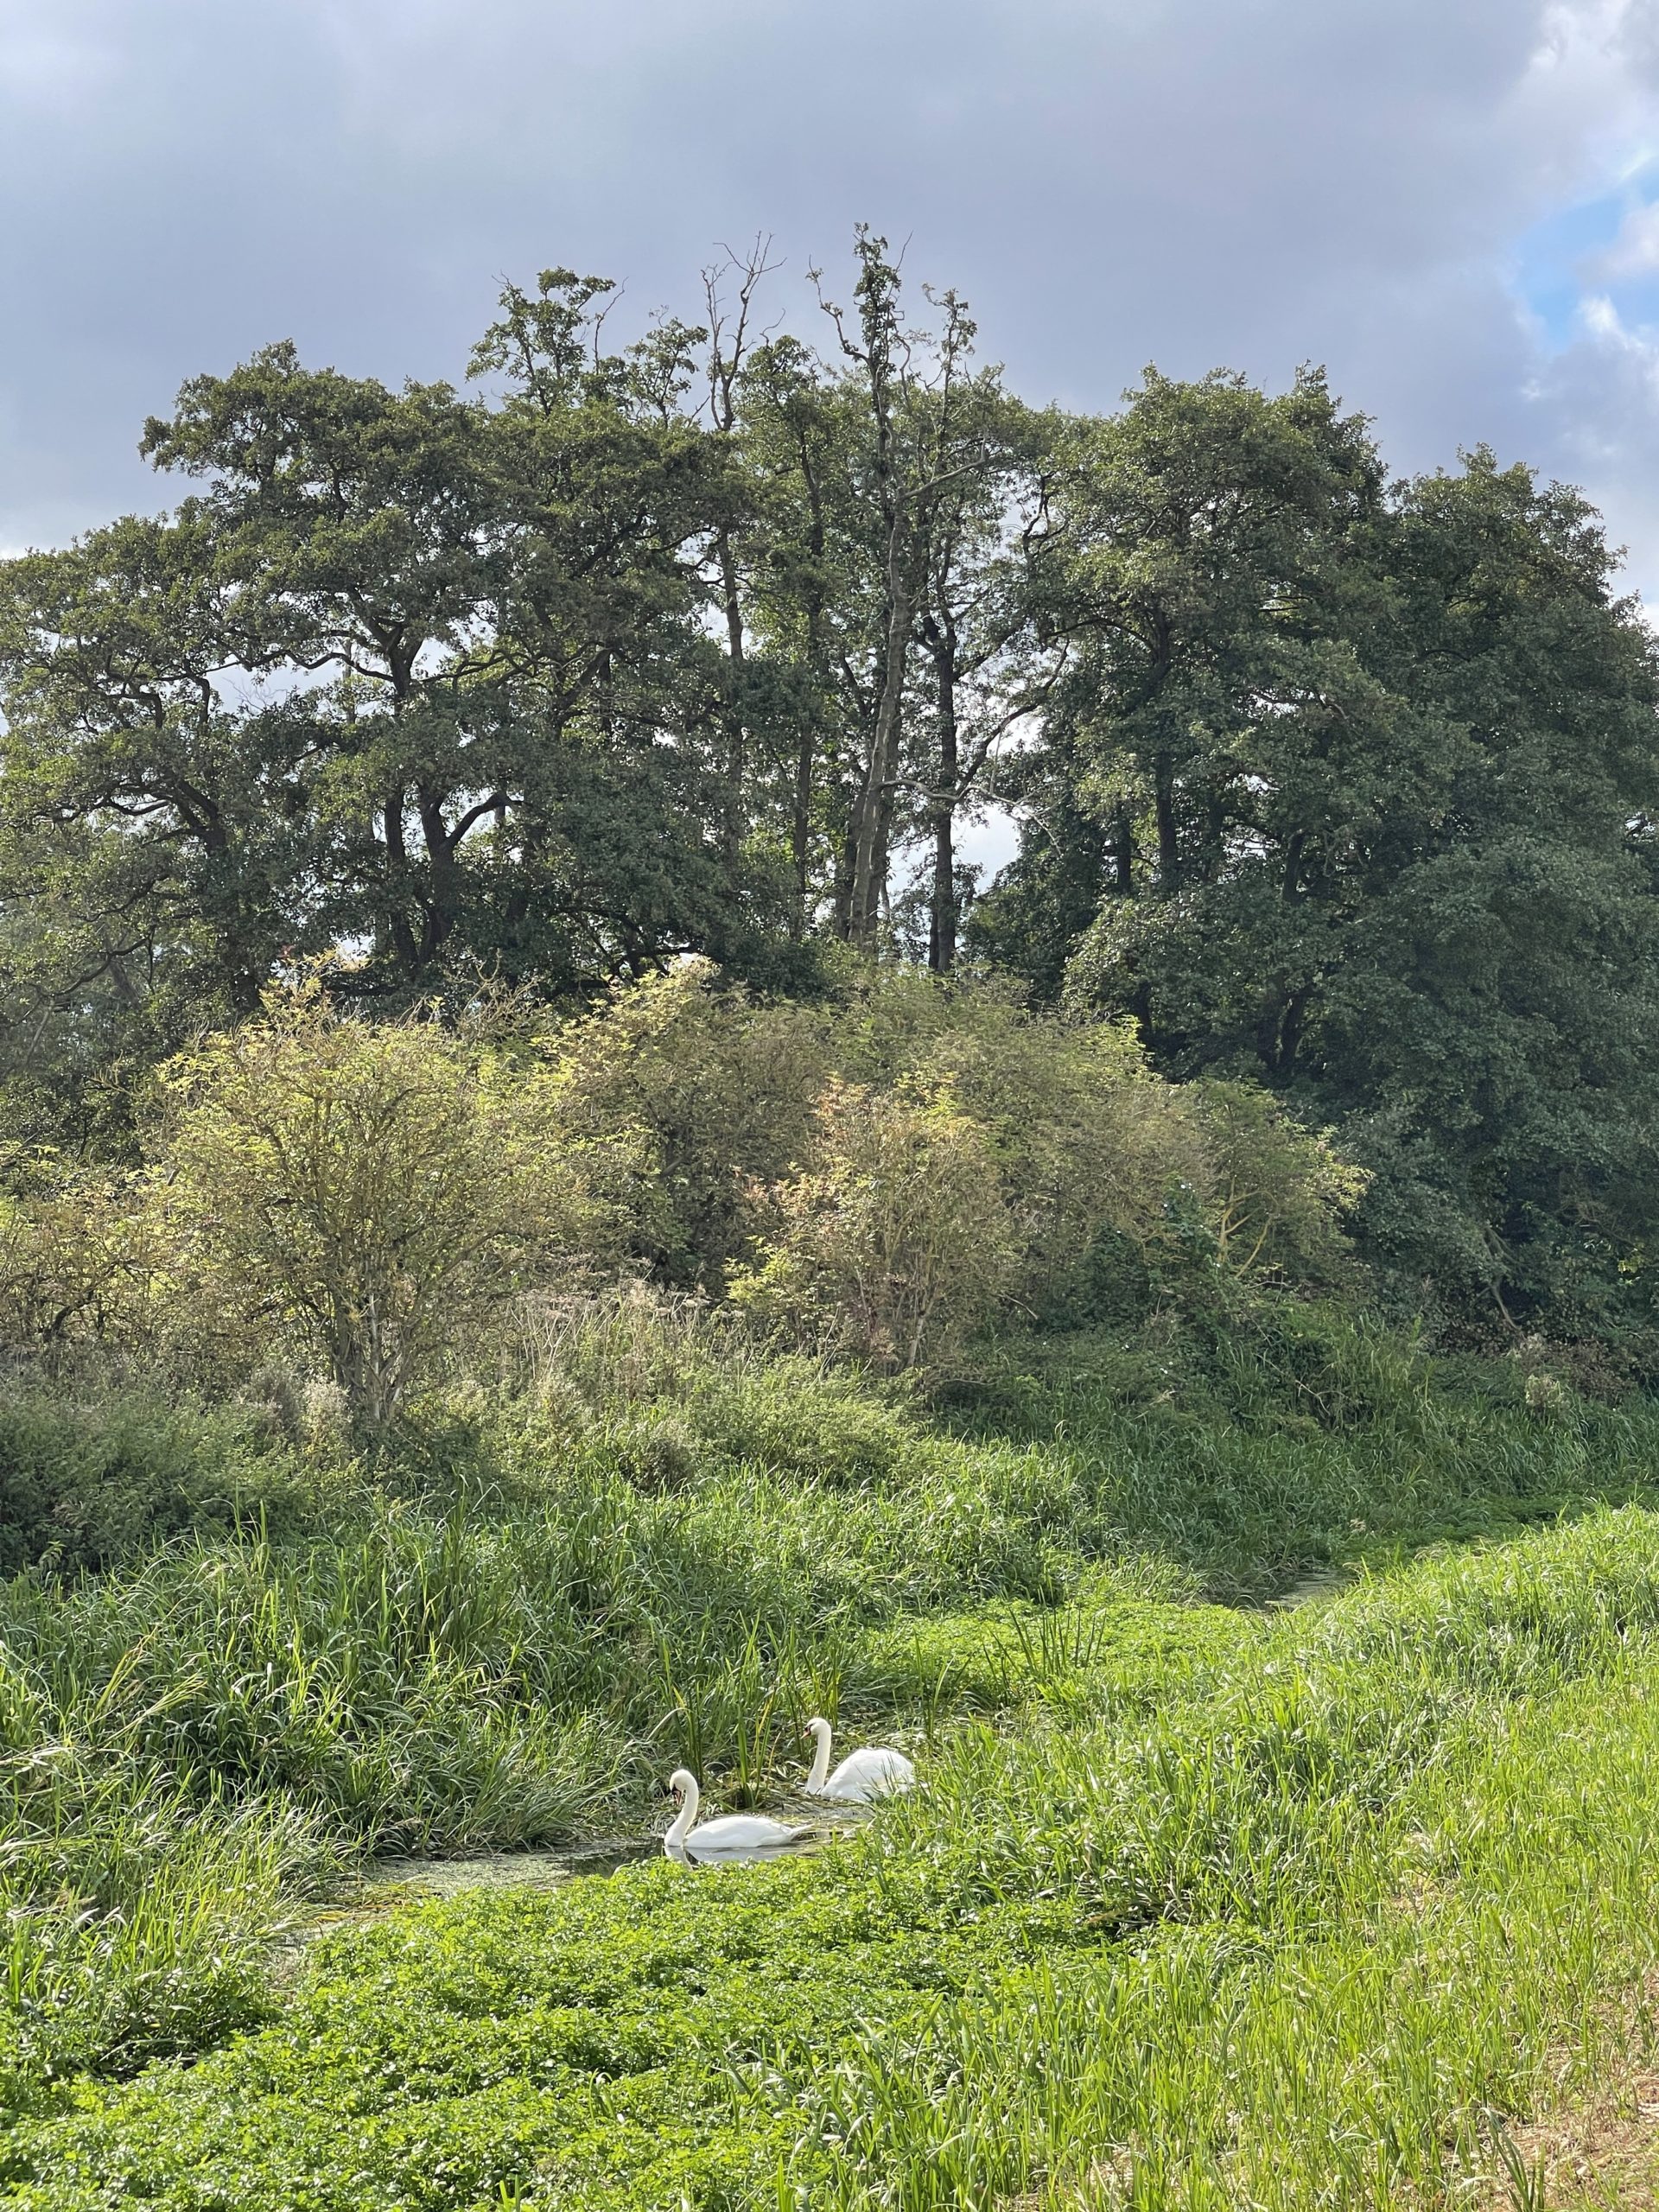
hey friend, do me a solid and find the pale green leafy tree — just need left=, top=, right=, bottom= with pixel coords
left=729, top=1076, right=1017, bottom=1379
left=149, top=987, right=623, bottom=1425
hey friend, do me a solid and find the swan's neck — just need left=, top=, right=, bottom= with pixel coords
left=805, top=1721, right=831, bottom=1792
left=666, top=1777, right=698, bottom=1846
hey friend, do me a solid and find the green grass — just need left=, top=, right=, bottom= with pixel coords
left=6, top=1313, right=1659, bottom=2202
left=10, top=1510, right=1659, bottom=2207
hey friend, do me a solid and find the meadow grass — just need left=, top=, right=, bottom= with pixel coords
left=4, top=1315, right=1659, bottom=2199
left=9, top=1509, right=1659, bottom=2206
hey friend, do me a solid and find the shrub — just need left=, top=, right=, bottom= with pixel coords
left=727, top=993, right=1369, bottom=1376
left=908, top=1014, right=1210, bottom=1319
left=543, top=962, right=834, bottom=1285
left=0, top=1390, right=314, bottom=1577
left=1190, top=1081, right=1370, bottom=1286
left=549, top=969, right=1105, bottom=1317
left=729, top=1077, right=1019, bottom=1378
left=0, top=1169, right=162, bottom=1361
left=145, top=986, right=623, bottom=1425
left=0, top=969, right=1375, bottom=1402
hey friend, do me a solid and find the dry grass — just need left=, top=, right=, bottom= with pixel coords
left=1454, top=1974, right=1659, bottom=2210
left=1476, top=2069, right=1659, bottom=2209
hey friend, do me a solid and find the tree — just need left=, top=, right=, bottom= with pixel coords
left=0, top=512, right=324, bottom=1014
left=982, top=372, right=1659, bottom=1346
left=734, top=331, right=869, bottom=938
left=735, top=232, right=1051, bottom=956
left=0, top=273, right=790, bottom=1140
left=149, top=987, right=616, bottom=1425
left=908, top=378, right=1061, bottom=969
left=139, top=348, right=506, bottom=982
left=699, top=237, right=783, bottom=877
left=466, top=270, right=765, bottom=982
left=976, top=364, right=1388, bottom=1007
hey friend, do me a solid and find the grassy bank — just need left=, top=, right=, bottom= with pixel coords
left=10, top=1510, right=1659, bottom=2205
left=3, top=1316, right=1659, bottom=2202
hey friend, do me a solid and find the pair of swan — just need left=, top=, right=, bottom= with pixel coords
left=664, top=1715, right=915, bottom=1858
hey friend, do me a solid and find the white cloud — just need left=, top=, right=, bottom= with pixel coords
left=1586, top=197, right=1659, bottom=278
left=3, top=0, right=1659, bottom=604
left=1580, top=290, right=1627, bottom=334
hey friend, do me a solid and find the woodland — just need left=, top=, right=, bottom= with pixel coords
left=4, top=235, right=1659, bottom=2209
left=3, top=230, right=1658, bottom=1365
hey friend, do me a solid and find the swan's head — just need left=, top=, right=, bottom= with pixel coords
left=805, top=1716, right=831, bottom=1745
left=668, top=1767, right=697, bottom=1799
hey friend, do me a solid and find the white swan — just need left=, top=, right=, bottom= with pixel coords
left=663, top=1768, right=805, bottom=1859
left=803, top=1716, right=916, bottom=1802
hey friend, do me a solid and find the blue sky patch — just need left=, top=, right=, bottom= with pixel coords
left=1511, top=161, right=1659, bottom=351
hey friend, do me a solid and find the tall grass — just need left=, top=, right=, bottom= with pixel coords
left=13, top=1509, right=1659, bottom=2207
left=3, top=1298, right=1659, bottom=2134
left=810, top=1516, right=1659, bottom=2209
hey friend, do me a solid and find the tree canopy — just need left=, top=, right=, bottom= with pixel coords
left=5, top=232, right=1659, bottom=1363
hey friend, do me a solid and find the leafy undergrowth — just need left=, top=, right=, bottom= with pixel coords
left=4, top=1319, right=1659, bottom=2199
left=10, top=1510, right=1659, bottom=2207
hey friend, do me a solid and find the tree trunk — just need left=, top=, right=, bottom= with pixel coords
left=716, top=527, right=747, bottom=870
left=928, top=644, right=959, bottom=972
left=1111, top=808, right=1135, bottom=895
left=790, top=420, right=831, bottom=940
left=849, top=573, right=912, bottom=950
left=418, top=785, right=459, bottom=963
left=791, top=724, right=814, bottom=938
left=382, top=786, right=422, bottom=975
left=1154, top=754, right=1179, bottom=891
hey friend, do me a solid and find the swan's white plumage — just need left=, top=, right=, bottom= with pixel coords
left=803, top=1717, right=916, bottom=1802
left=663, top=1768, right=804, bottom=1857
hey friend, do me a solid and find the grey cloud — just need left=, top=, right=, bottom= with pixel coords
left=3, top=0, right=1657, bottom=597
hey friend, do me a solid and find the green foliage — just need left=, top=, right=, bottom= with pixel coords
left=540, top=963, right=832, bottom=1286
left=15, top=1509, right=1659, bottom=2204
left=905, top=1010, right=1208, bottom=1320
left=146, top=986, right=627, bottom=1422
left=0, top=1778, right=319, bottom=2118
left=0, top=1389, right=312, bottom=1578
left=1189, top=1079, right=1370, bottom=1287
left=0, top=1168, right=158, bottom=1357
left=6, top=239, right=1656, bottom=1361
left=982, top=372, right=1659, bottom=1355
left=729, top=1075, right=1019, bottom=1376
left=721, top=983, right=1363, bottom=1370
left=518, top=1278, right=926, bottom=1487
left=15, top=236, right=1659, bottom=2203
left=0, top=1306, right=1647, bottom=2108
left=0, top=968, right=1360, bottom=1395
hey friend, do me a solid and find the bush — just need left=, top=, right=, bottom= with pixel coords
left=907, top=1012, right=1211, bottom=1319
left=0, top=969, right=1376, bottom=1401
left=0, top=1169, right=162, bottom=1360
left=543, top=963, right=833, bottom=1286
left=0, top=1390, right=314, bottom=1578
left=728, top=987, right=1368, bottom=1376
left=1192, top=1081, right=1369, bottom=1287
left=729, top=1077, right=1019, bottom=1378
left=143, top=986, right=626, bottom=1424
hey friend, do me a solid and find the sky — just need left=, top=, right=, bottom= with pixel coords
left=5, top=2, right=1659, bottom=590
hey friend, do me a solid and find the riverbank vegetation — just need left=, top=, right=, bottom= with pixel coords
left=4, top=1287, right=1659, bottom=2200
left=5, top=1370, right=1659, bottom=2206
left=4, top=230, right=1659, bottom=1366
left=6, top=229, right=1659, bottom=2207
